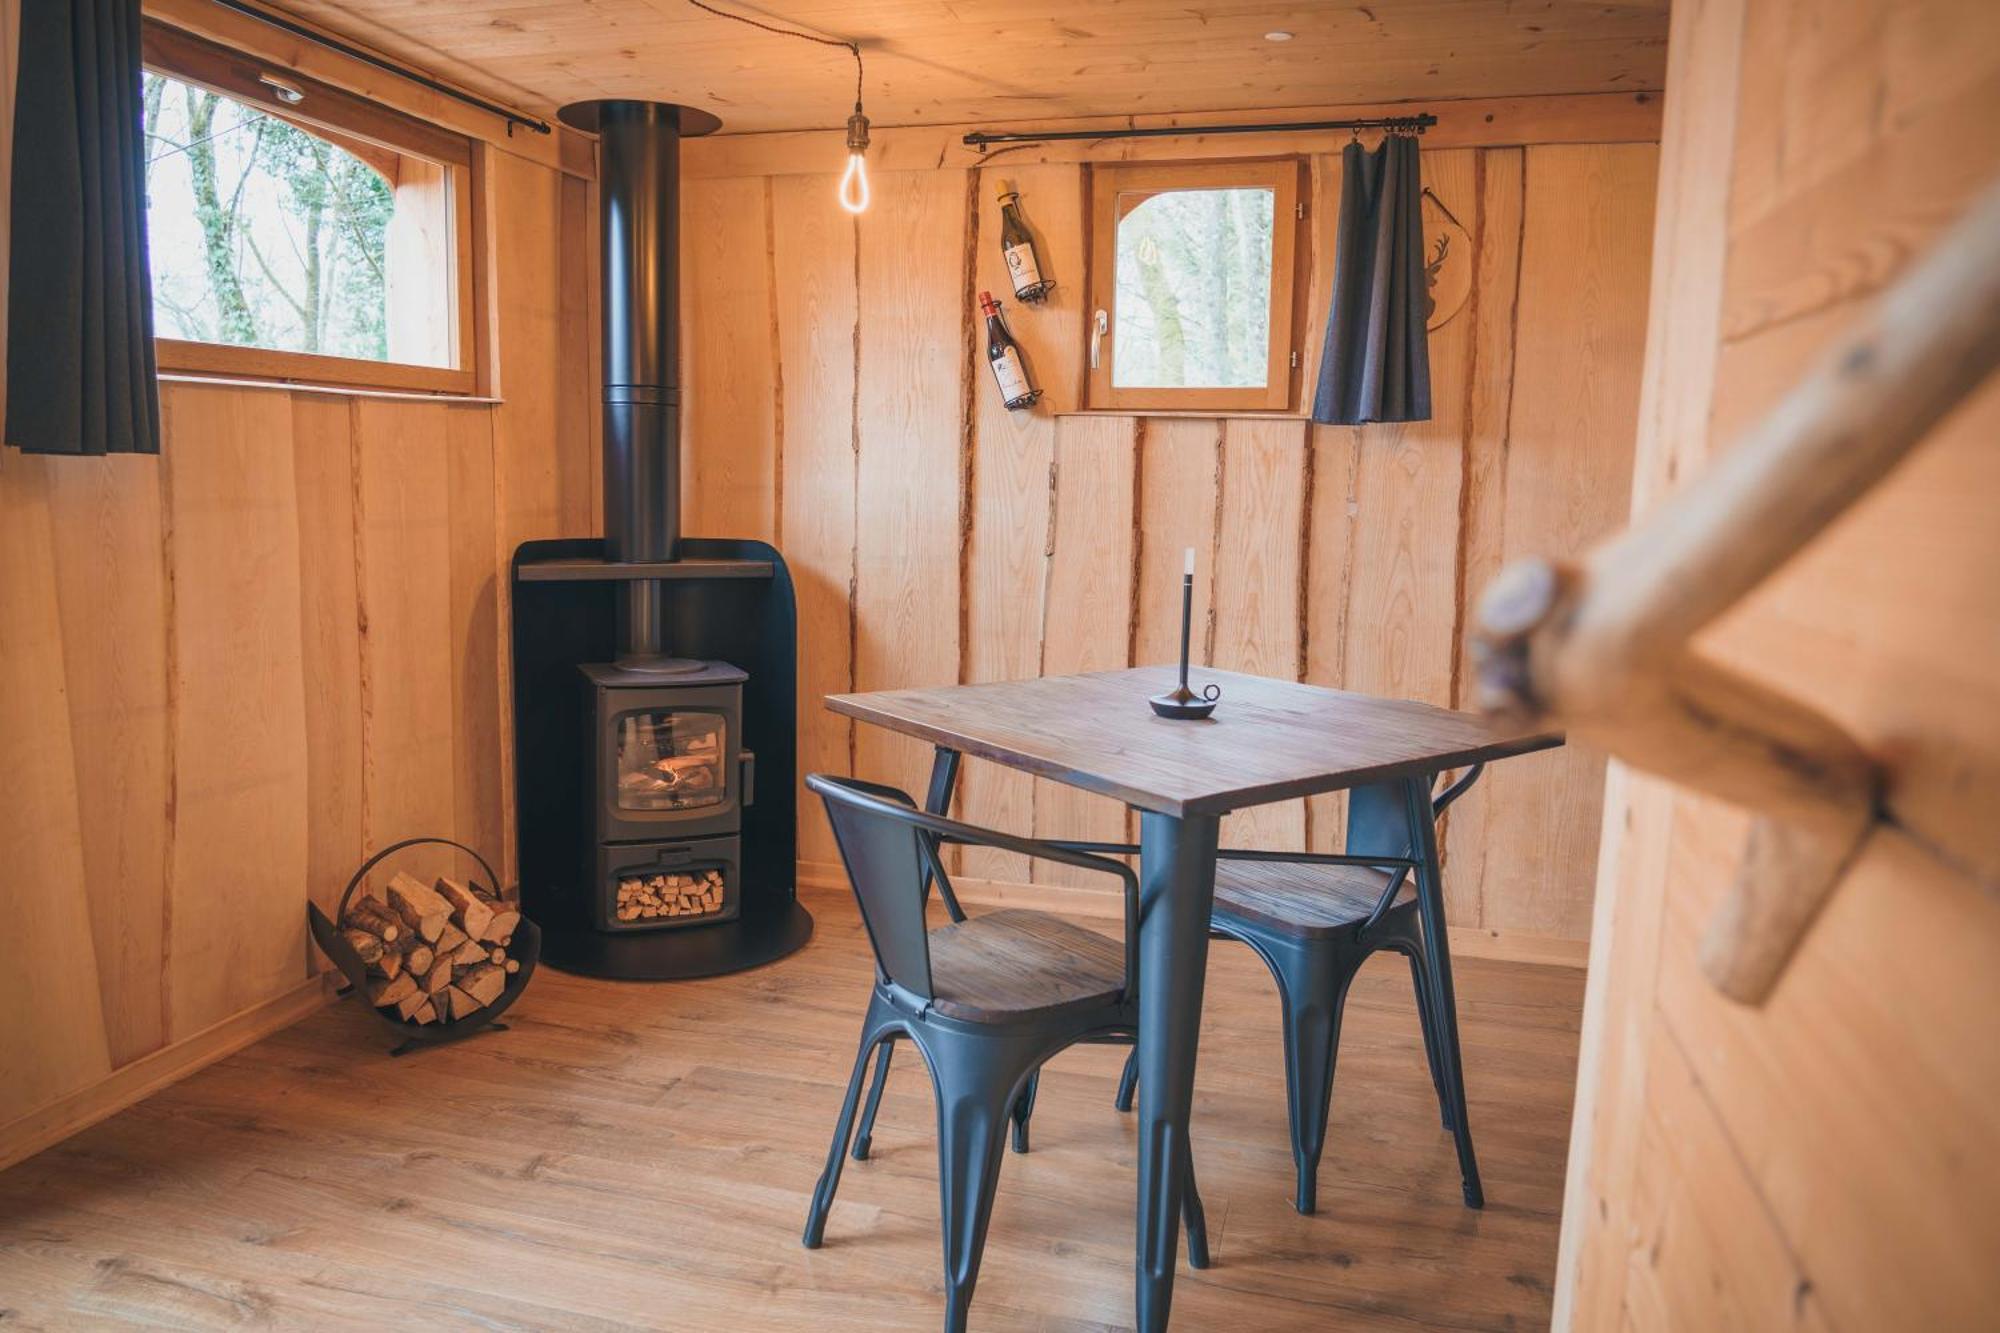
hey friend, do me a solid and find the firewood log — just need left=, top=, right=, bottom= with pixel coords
left=411, top=999, right=438, bottom=1025
left=345, top=899, right=401, bottom=942
left=377, top=949, right=403, bottom=980
left=405, top=944, right=435, bottom=977
left=421, top=958, right=455, bottom=994
left=386, top=873, right=451, bottom=942
left=434, top=877, right=494, bottom=940
left=479, top=904, right=520, bottom=944
left=396, top=989, right=429, bottom=1020
left=452, top=939, right=489, bottom=967
left=503, top=959, right=519, bottom=975
left=339, top=928, right=384, bottom=963
left=459, top=963, right=505, bottom=1007
left=435, top=922, right=469, bottom=954
left=442, top=985, right=478, bottom=1020
left=489, top=947, right=506, bottom=966
left=368, top=973, right=418, bottom=1007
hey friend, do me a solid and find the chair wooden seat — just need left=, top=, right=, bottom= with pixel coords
left=1212, top=859, right=1414, bottom=939
left=927, top=909, right=1125, bottom=1022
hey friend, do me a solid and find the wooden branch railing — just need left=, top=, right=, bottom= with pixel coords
left=1472, top=178, right=2000, bottom=1004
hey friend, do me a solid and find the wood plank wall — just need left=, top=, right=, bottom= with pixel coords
left=1554, top=0, right=2000, bottom=1327
left=0, top=3, right=599, bottom=1163
left=680, top=110, right=1659, bottom=954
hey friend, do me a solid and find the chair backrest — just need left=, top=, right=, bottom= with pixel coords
left=1344, top=764, right=1487, bottom=862
left=1344, top=782, right=1415, bottom=862
left=810, top=774, right=939, bottom=1000
left=807, top=772, right=1142, bottom=1002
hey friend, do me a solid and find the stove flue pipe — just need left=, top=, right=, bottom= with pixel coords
left=557, top=98, right=722, bottom=665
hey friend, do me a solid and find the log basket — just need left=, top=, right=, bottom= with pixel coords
left=307, top=837, right=541, bottom=1056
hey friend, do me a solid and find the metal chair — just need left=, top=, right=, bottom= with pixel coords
left=802, top=774, right=1206, bottom=1333
left=1106, top=766, right=1488, bottom=1215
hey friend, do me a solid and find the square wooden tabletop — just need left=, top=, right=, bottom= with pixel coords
left=825, top=666, right=1564, bottom=817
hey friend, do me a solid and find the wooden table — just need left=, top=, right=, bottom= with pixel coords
left=826, top=665, right=1561, bottom=1330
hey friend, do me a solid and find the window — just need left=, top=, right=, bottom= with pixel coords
left=141, top=22, right=481, bottom=394
left=1086, top=160, right=1304, bottom=411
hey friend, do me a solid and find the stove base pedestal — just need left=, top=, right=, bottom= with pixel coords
left=538, top=899, right=813, bottom=981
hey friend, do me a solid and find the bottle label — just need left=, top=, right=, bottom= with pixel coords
left=1004, top=243, right=1041, bottom=292
left=991, top=348, right=1031, bottom=404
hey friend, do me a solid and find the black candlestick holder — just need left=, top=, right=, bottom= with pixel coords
left=1150, top=569, right=1221, bottom=719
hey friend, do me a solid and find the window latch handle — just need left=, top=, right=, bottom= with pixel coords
left=259, top=73, right=306, bottom=106
left=1090, top=309, right=1108, bottom=369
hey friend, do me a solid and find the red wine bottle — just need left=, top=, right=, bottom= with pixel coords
left=980, top=291, right=1040, bottom=410
left=996, top=180, right=1050, bottom=302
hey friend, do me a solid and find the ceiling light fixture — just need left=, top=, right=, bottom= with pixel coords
left=686, top=0, right=869, bottom=213
left=1264, top=30, right=1294, bottom=42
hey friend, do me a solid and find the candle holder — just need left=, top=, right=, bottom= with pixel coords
left=1150, top=564, right=1221, bottom=720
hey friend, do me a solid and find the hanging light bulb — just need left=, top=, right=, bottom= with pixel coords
left=839, top=103, right=872, bottom=214
left=681, top=4, right=868, bottom=211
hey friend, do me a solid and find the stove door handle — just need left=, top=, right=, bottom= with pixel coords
left=739, top=750, right=756, bottom=808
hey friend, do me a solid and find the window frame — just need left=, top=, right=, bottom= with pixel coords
left=1084, top=158, right=1306, bottom=413
left=140, top=19, right=484, bottom=396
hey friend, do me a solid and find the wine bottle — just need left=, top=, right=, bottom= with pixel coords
left=996, top=180, right=1051, bottom=302
left=980, top=291, right=1040, bottom=410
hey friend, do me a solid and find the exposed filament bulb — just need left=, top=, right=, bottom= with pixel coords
left=839, top=106, right=871, bottom=214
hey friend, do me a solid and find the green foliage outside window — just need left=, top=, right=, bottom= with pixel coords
left=144, top=72, right=394, bottom=360
left=1112, top=187, right=1275, bottom=389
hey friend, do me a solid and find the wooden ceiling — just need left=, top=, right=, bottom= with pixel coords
left=273, top=1, right=1670, bottom=135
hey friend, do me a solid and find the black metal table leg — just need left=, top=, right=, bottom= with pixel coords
left=1134, top=808, right=1220, bottom=1332
left=1403, top=775, right=1484, bottom=1208
left=924, top=746, right=966, bottom=921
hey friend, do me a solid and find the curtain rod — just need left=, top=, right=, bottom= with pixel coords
left=210, top=0, right=553, bottom=136
left=963, top=113, right=1435, bottom=150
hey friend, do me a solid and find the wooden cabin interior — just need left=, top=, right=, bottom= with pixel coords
left=1, top=0, right=1994, bottom=1327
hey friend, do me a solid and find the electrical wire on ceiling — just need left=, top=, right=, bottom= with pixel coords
left=683, top=0, right=873, bottom=212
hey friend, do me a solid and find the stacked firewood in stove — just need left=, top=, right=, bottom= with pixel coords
left=337, top=873, right=521, bottom=1025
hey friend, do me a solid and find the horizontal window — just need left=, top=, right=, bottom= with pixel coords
left=141, top=21, right=481, bottom=395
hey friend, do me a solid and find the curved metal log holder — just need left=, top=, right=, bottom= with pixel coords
left=307, top=837, right=541, bottom=1055
left=1470, top=179, right=2000, bottom=1004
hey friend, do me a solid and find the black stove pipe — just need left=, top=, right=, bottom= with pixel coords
left=557, top=98, right=722, bottom=664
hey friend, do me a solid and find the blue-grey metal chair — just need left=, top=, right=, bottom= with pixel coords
left=802, top=773, right=1207, bottom=1333
left=1107, top=766, right=1488, bottom=1215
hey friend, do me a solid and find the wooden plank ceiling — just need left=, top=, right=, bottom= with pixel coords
left=272, top=0, right=1670, bottom=134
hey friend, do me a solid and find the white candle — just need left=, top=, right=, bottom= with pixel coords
left=1183, top=546, right=1195, bottom=577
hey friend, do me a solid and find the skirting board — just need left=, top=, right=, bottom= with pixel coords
left=0, top=973, right=335, bottom=1172
left=797, top=861, right=1589, bottom=969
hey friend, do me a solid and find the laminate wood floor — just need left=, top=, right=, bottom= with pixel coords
left=0, top=888, right=1584, bottom=1330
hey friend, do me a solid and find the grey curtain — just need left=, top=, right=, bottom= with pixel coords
left=1310, top=133, right=1430, bottom=426
left=6, top=0, right=161, bottom=455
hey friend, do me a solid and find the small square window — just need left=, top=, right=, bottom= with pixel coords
left=1087, top=159, right=1305, bottom=411
left=141, top=21, right=482, bottom=395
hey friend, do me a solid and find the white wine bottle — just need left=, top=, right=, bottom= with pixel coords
left=996, top=180, right=1052, bottom=302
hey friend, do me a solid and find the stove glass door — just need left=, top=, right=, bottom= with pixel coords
left=615, top=710, right=728, bottom=812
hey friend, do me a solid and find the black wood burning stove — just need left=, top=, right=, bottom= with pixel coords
left=507, top=99, right=809, bottom=979
left=587, top=661, right=746, bottom=931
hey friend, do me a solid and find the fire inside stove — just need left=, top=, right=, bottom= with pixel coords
left=616, top=712, right=726, bottom=811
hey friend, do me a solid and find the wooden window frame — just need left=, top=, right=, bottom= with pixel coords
left=141, top=20, right=485, bottom=396
left=1085, top=158, right=1306, bottom=413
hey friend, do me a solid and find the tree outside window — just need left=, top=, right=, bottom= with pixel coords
left=144, top=73, right=394, bottom=360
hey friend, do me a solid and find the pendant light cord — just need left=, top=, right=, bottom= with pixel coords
left=683, top=0, right=864, bottom=109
